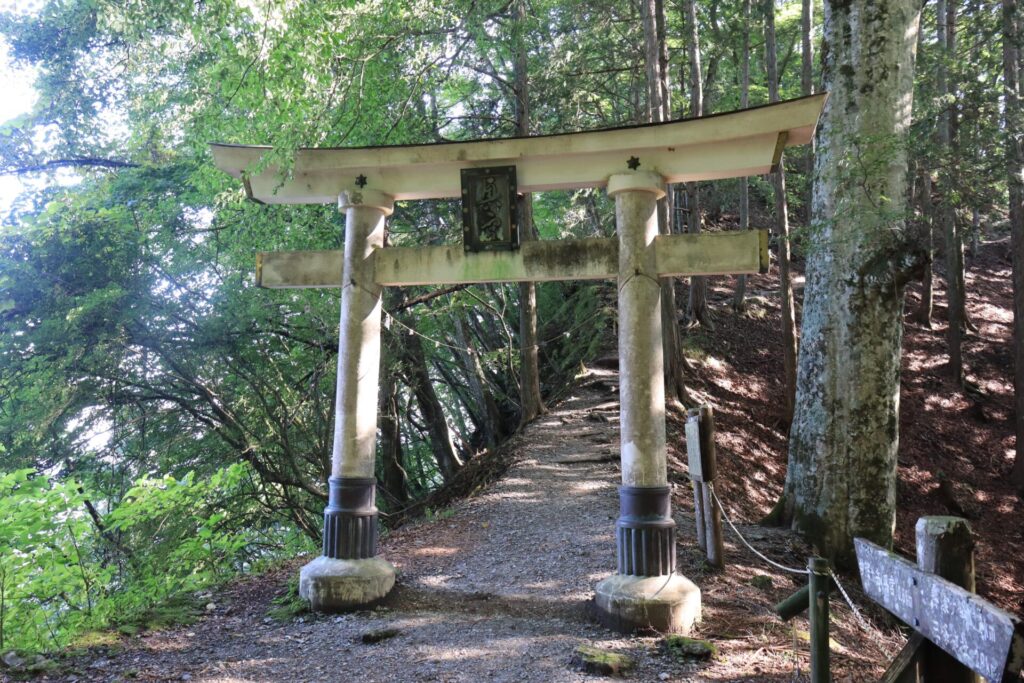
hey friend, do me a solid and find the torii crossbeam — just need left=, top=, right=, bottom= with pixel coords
left=212, top=93, right=826, bottom=634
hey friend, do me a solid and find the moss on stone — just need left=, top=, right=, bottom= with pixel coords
left=749, top=575, right=774, bottom=591
left=360, top=628, right=401, bottom=644
left=267, top=574, right=309, bottom=622
left=571, top=645, right=635, bottom=676
left=663, top=635, right=717, bottom=661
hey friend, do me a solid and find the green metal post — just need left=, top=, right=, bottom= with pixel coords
left=808, top=556, right=830, bottom=683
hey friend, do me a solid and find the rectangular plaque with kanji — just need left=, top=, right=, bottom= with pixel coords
left=461, top=166, right=520, bottom=252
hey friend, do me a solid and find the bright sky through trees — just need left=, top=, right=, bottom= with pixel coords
left=0, top=35, right=36, bottom=214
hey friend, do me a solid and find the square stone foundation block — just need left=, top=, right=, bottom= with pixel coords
left=594, top=573, right=701, bottom=634
left=299, top=556, right=396, bottom=612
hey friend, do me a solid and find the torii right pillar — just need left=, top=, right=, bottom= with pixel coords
left=594, top=171, right=701, bottom=634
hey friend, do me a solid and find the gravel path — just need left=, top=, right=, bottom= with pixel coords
left=39, top=366, right=902, bottom=682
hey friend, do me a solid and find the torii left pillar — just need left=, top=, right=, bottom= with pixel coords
left=298, top=188, right=397, bottom=611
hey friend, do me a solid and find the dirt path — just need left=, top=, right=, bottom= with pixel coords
left=42, top=367, right=903, bottom=683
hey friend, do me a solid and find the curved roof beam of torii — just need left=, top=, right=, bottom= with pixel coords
left=211, top=93, right=826, bottom=204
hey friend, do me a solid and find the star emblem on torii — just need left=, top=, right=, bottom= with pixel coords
left=355, top=174, right=368, bottom=188
left=626, top=156, right=641, bottom=170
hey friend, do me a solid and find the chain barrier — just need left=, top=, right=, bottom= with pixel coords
left=708, top=487, right=889, bottom=645
left=828, top=568, right=876, bottom=635
left=710, top=486, right=808, bottom=575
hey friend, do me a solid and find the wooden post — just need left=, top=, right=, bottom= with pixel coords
left=915, top=516, right=980, bottom=683
left=774, top=581, right=835, bottom=622
left=808, top=556, right=830, bottom=683
left=693, top=482, right=707, bottom=551
left=774, top=585, right=811, bottom=622
left=685, top=410, right=707, bottom=551
left=698, top=405, right=724, bottom=568
left=702, top=483, right=723, bottom=567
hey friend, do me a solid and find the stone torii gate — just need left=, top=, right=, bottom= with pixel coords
left=211, top=93, right=825, bottom=634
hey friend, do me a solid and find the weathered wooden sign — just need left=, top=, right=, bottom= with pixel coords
left=684, top=414, right=704, bottom=482
left=855, top=538, right=1024, bottom=683
left=461, top=165, right=519, bottom=252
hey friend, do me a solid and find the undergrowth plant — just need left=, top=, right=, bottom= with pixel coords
left=0, top=463, right=310, bottom=655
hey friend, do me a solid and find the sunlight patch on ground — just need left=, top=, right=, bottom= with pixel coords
left=499, top=477, right=534, bottom=487
left=419, top=575, right=464, bottom=589
left=704, top=355, right=727, bottom=372
left=490, top=490, right=542, bottom=500
left=904, top=348, right=947, bottom=372
left=406, top=546, right=459, bottom=558
left=568, top=480, right=613, bottom=494
left=419, top=637, right=565, bottom=662
left=923, top=394, right=967, bottom=411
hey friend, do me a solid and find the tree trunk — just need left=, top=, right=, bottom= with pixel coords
left=970, top=208, right=981, bottom=257
left=378, top=343, right=408, bottom=506
left=453, top=315, right=505, bottom=451
left=400, top=329, right=464, bottom=482
left=766, top=0, right=799, bottom=423
left=734, top=0, right=753, bottom=313
left=1004, top=0, right=1024, bottom=490
left=513, top=0, right=545, bottom=425
left=684, top=0, right=711, bottom=327
left=915, top=170, right=935, bottom=326
left=801, top=0, right=814, bottom=96
left=643, top=0, right=691, bottom=402
left=801, top=0, right=816, bottom=208
left=945, top=2, right=974, bottom=337
left=783, top=0, right=924, bottom=566
left=938, top=0, right=965, bottom=385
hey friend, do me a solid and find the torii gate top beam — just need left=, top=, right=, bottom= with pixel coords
left=211, top=94, right=826, bottom=204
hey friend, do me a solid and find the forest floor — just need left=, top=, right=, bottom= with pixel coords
left=13, top=239, right=1020, bottom=683
left=687, top=236, right=1022, bottom=616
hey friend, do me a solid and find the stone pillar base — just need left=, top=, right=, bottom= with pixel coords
left=299, top=556, right=395, bottom=612
left=594, top=573, right=701, bottom=634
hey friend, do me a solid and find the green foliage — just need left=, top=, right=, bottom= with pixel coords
left=0, top=469, right=100, bottom=654
left=265, top=574, right=308, bottom=623
left=423, top=506, right=456, bottom=521
left=0, top=463, right=302, bottom=655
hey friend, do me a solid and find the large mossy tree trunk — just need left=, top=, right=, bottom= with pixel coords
left=783, top=0, right=924, bottom=566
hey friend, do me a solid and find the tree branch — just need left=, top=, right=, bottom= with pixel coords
left=3, top=158, right=140, bottom=176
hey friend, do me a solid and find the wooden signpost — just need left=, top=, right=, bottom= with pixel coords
left=856, top=521, right=1024, bottom=683
left=685, top=405, right=723, bottom=568
left=212, top=93, right=826, bottom=631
